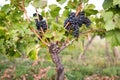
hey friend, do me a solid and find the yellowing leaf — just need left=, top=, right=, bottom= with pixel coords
left=104, top=20, right=116, bottom=31
left=102, top=11, right=113, bottom=21
left=28, top=49, right=38, bottom=60
left=113, top=0, right=120, bottom=5
left=32, top=0, right=47, bottom=8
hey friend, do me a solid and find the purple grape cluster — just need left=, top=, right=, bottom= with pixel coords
left=33, top=13, right=47, bottom=32
left=64, top=11, right=91, bottom=38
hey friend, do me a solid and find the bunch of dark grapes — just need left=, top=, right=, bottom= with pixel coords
left=64, top=11, right=91, bottom=38
left=33, top=13, right=47, bottom=32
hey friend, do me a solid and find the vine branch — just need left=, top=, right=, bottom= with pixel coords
left=65, top=4, right=82, bottom=29
left=20, top=0, right=50, bottom=47
left=58, top=39, right=76, bottom=53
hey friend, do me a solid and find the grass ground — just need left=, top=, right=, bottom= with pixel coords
left=0, top=37, right=120, bottom=80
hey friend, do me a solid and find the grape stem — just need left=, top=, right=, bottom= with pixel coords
left=36, top=9, right=50, bottom=44
left=36, top=9, right=40, bottom=22
left=58, top=38, right=76, bottom=53
left=76, top=3, right=82, bottom=16
left=20, top=0, right=50, bottom=47
left=64, top=4, right=82, bottom=29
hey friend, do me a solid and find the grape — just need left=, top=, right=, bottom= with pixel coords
left=64, top=12, right=80, bottom=38
left=77, top=11, right=91, bottom=27
left=40, top=21, right=47, bottom=31
left=64, top=18, right=69, bottom=27
left=78, top=11, right=85, bottom=16
left=64, top=11, right=91, bottom=38
left=36, top=20, right=47, bottom=31
left=72, top=24, right=79, bottom=38
left=83, top=17, right=91, bottom=27
left=33, top=13, right=47, bottom=32
left=33, top=13, right=50, bottom=42
left=69, top=12, right=76, bottom=17
left=33, top=13, right=43, bottom=21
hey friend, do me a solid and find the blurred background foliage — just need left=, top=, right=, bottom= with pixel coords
left=0, top=0, right=120, bottom=79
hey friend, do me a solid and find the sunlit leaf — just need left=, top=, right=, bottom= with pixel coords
left=102, top=11, right=113, bottom=21
left=106, top=29, right=120, bottom=46
left=113, top=0, right=120, bottom=5
left=113, top=14, right=120, bottom=28
left=49, top=4, right=61, bottom=17
left=84, top=4, right=95, bottom=10
left=104, top=20, right=116, bottom=31
left=28, top=49, right=38, bottom=60
left=32, top=0, right=47, bottom=8
left=102, top=0, right=113, bottom=10
left=56, top=0, right=66, bottom=4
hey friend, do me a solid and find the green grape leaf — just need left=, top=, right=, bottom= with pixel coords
left=102, top=0, right=113, bottom=10
left=67, top=0, right=77, bottom=9
left=51, top=21, right=63, bottom=30
left=44, top=52, right=52, bottom=62
left=102, top=11, right=113, bottom=21
left=1, top=4, right=10, bottom=14
left=58, top=18, right=64, bottom=24
left=85, top=10, right=98, bottom=16
left=49, top=4, right=61, bottom=17
left=84, top=4, right=96, bottom=10
left=32, top=0, right=47, bottom=8
left=41, top=11, right=49, bottom=17
left=0, top=39, right=4, bottom=46
left=106, top=29, right=120, bottom=46
left=104, top=20, right=116, bottom=31
left=13, top=51, right=21, bottom=58
left=113, top=14, right=120, bottom=28
left=0, top=26, right=6, bottom=30
left=56, top=0, right=66, bottom=4
left=25, top=0, right=31, bottom=7
left=0, top=26, right=6, bottom=37
left=113, top=0, right=120, bottom=5
left=44, top=33, right=53, bottom=38
left=62, top=9, right=70, bottom=17
left=81, top=0, right=88, bottom=3
left=28, top=49, right=38, bottom=60
left=53, top=31, right=65, bottom=41
left=102, top=12, right=120, bottom=31
left=84, top=4, right=98, bottom=16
